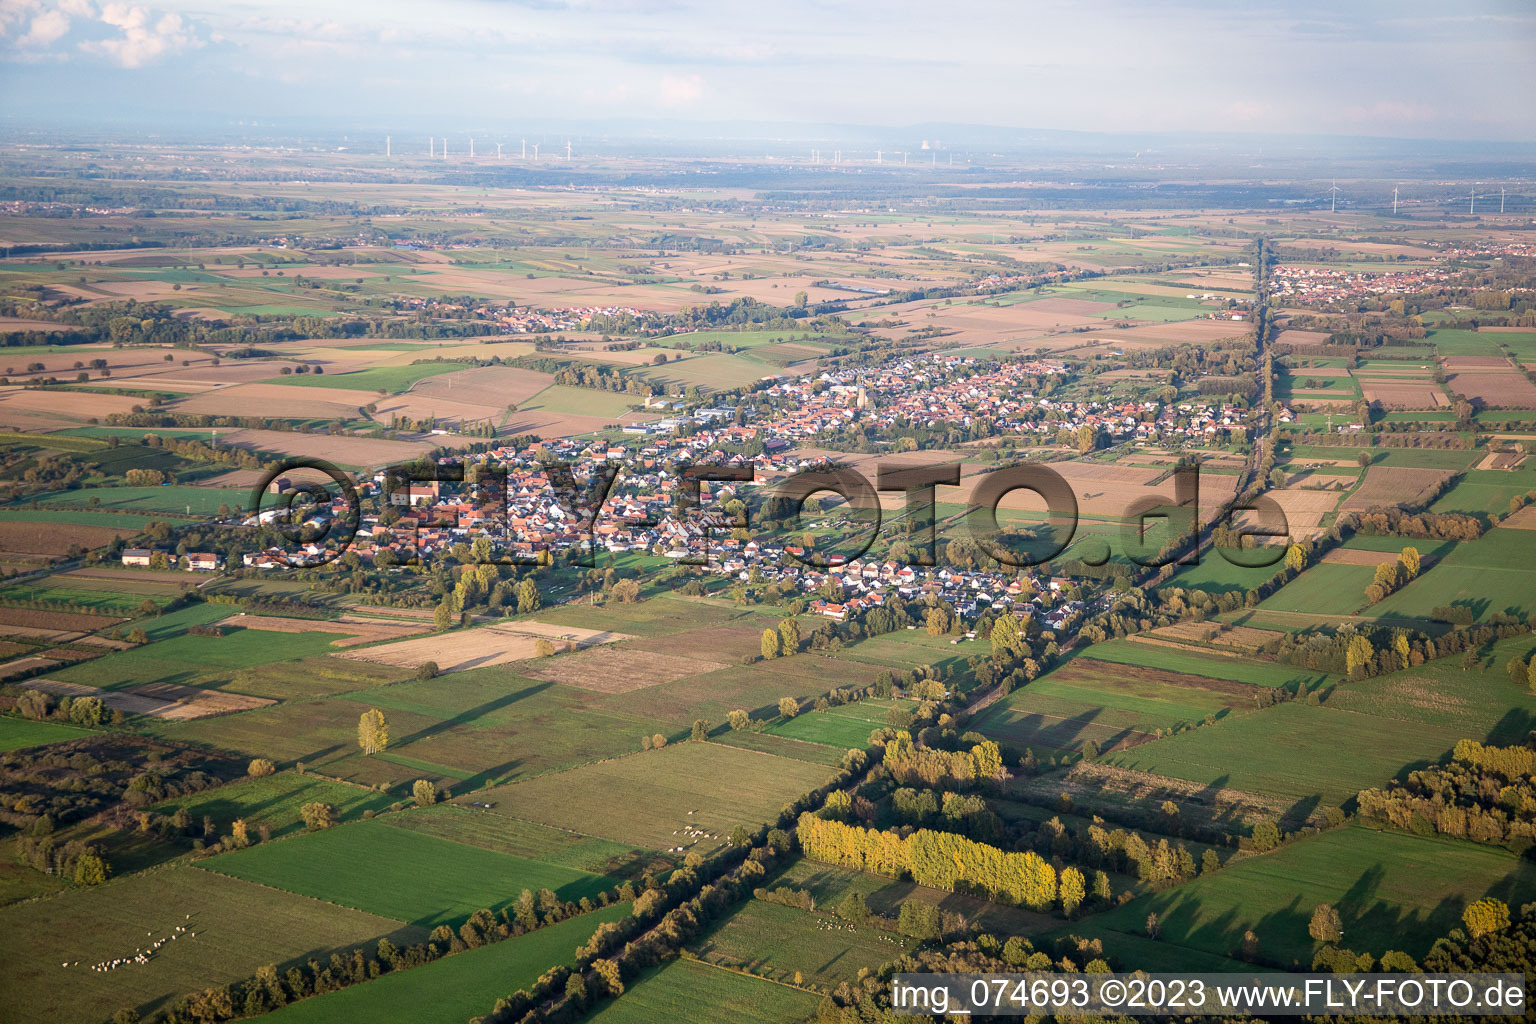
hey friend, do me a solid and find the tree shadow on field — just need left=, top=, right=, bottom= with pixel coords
left=455, top=758, right=522, bottom=791
left=392, top=681, right=553, bottom=747
left=1280, top=794, right=1321, bottom=831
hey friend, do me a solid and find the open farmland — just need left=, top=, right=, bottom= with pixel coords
left=476, top=742, right=835, bottom=852
left=4, top=111, right=1536, bottom=1024
left=1104, top=701, right=1473, bottom=807
left=585, top=959, right=819, bottom=1024
left=688, top=898, right=917, bottom=986
left=1340, top=466, right=1457, bottom=511
left=973, top=655, right=1250, bottom=756
left=1077, top=826, right=1536, bottom=966
left=0, top=517, right=139, bottom=556
left=335, top=619, right=630, bottom=673
left=0, top=866, right=419, bottom=1024
left=261, top=902, right=633, bottom=1024
left=205, top=818, right=622, bottom=929
left=517, top=644, right=724, bottom=692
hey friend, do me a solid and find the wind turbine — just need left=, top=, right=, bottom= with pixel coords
left=533, top=143, right=540, bottom=160
left=469, top=138, right=474, bottom=158
left=566, top=140, right=572, bottom=161
left=1327, top=180, right=1342, bottom=214
left=1392, top=185, right=1399, bottom=215
left=429, top=137, right=434, bottom=158
left=496, top=142, right=503, bottom=159
left=521, top=138, right=526, bottom=159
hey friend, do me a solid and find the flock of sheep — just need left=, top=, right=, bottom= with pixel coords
left=669, top=809, right=717, bottom=852
left=63, top=915, right=197, bottom=972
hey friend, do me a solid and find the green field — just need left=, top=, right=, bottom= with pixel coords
left=31, top=485, right=245, bottom=516
left=1071, top=639, right=1332, bottom=688
left=384, top=805, right=657, bottom=879
left=1157, top=555, right=1285, bottom=596
left=205, top=818, right=620, bottom=929
left=1104, top=701, right=1466, bottom=807
left=765, top=698, right=908, bottom=750
left=1429, top=469, right=1536, bottom=516
left=0, top=581, right=176, bottom=614
left=1427, top=329, right=1506, bottom=357
left=265, top=362, right=470, bottom=392
left=0, top=714, right=90, bottom=752
left=51, top=628, right=346, bottom=691
left=0, top=507, right=163, bottom=530
left=1365, top=527, right=1535, bottom=622
left=585, top=958, right=819, bottom=1024
left=974, top=655, right=1241, bottom=755
left=153, top=772, right=397, bottom=841
left=1079, top=825, right=1536, bottom=966
left=688, top=898, right=915, bottom=985
left=478, top=742, right=835, bottom=852
left=1257, top=563, right=1375, bottom=616
left=1, top=866, right=418, bottom=1024
left=262, top=902, right=632, bottom=1024
left=520, top=384, right=643, bottom=418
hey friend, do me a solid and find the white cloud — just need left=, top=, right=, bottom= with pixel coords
left=0, top=0, right=42, bottom=37
left=657, top=72, right=702, bottom=107
left=78, top=3, right=200, bottom=66
left=18, top=7, right=68, bottom=45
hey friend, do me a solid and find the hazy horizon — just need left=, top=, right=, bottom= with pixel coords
left=2, top=0, right=1535, bottom=143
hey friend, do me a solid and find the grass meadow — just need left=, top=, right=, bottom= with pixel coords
left=205, top=818, right=621, bottom=929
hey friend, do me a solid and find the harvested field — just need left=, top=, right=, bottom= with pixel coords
left=0, top=606, right=121, bottom=632
left=24, top=678, right=275, bottom=719
left=1146, top=622, right=1284, bottom=654
left=229, top=613, right=427, bottom=647
left=1441, top=356, right=1513, bottom=370
left=1321, top=548, right=1405, bottom=565
left=0, top=388, right=144, bottom=431
left=1272, top=329, right=1332, bottom=347
left=518, top=645, right=723, bottom=693
left=170, top=383, right=379, bottom=421
left=1025, top=297, right=1117, bottom=314
left=57, top=568, right=190, bottom=586
left=410, top=364, right=554, bottom=408
left=1360, top=382, right=1447, bottom=409
left=0, top=657, right=58, bottom=679
left=1501, top=505, right=1536, bottom=530
left=0, top=519, right=136, bottom=556
left=1446, top=371, right=1536, bottom=407
left=1014, top=760, right=1299, bottom=829
left=209, top=428, right=436, bottom=468
left=628, top=624, right=779, bottom=662
left=335, top=619, right=630, bottom=673
left=1475, top=451, right=1527, bottom=471
left=1341, top=467, right=1457, bottom=511
left=1260, top=487, right=1342, bottom=539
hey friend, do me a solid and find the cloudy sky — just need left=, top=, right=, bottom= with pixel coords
left=1, top=0, right=1534, bottom=141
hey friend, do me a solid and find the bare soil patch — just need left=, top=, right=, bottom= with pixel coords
left=1447, top=372, right=1536, bottom=407
left=0, top=521, right=136, bottom=557
left=1360, top=382, right=1448, bottom=409
left=229, top=613, right=427, bottom=647
left=334, top=619, right=630, bottom=674
left=24, top=678, right=274, bottom=720
left=1321, top=548, right=1403, bottom=566
left=519, top=645, right=723, bottom=693
left=1340, top=466, right=1456, bottom=511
